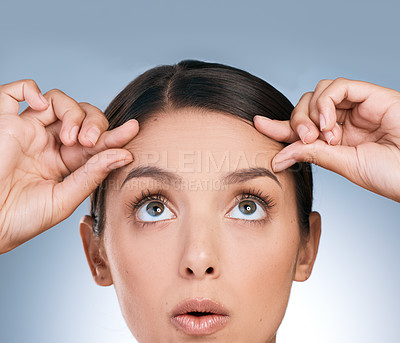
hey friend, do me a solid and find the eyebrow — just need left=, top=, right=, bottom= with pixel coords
left=121, top=166, right=280, bottom=189
left=221, top=167, right=281, bottom=187
left=121, top=166, right=183, bottom=189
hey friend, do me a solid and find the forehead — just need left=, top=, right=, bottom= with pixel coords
left=123, top=108, right=284, bottom=173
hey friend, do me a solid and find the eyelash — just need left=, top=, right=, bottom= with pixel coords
left=232, top=188, right=276, bottom=226
left=126, top=188, right=276, bottom=228
left=126, top=190, right=170, bottom=229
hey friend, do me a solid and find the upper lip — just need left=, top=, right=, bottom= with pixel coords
left=171, top=298, right=229, bottom=317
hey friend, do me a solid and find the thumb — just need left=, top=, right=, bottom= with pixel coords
left=272, top=140, right=359, bottom=180
left=52, top=148, right=133, bottom=222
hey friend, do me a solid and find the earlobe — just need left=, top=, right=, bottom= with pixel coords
left=294, top=211, right=321, bottom=282
left=79, top=215, right=113, bottom=287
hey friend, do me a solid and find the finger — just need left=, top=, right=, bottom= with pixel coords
left=316, top=78, right=378, bottom=131
left=290, top=92, right=321, bottom=144
left=308, top=79, right=334, bottom=130
left=52, top=148, right=133, bottom=222
left=321, top=122, right=343, bottom=146
left=307, top=79, right=351, bottom=144
left=0, top=79, right=49, bottom=115
left=271, top=140, right=357, bottom=181
left=253, top=116, right=298, bottom=143
left=86, top=119, right=139, bottom=154
left=58, top=119, right=139, bottom=173
left=76, top=102, right=109, bottom=148
left=23, top=89, right=86, bottom=146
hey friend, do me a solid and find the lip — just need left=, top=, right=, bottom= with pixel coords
left=170, top=298, right=230, bottom=335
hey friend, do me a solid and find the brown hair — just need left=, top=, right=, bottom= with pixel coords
left=90, top=60, right=313, bottom=237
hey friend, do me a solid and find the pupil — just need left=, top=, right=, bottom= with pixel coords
left=146, top=202, right=164, bottom=217
left=239, top=200, right=256, bottom=215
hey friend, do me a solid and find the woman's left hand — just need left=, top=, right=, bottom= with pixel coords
left=253, top=78, right=400, bottom=203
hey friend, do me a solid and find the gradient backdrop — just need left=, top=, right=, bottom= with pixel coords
left=1, top=1, right=399, bottom=342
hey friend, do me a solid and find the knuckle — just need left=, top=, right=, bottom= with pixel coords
left=72, top=107, right=86, bottom=119
left=290, top=109, right=298, bottom=120
left=315, top=96, right=324, bottom=106
left=315, top=79, right=333, bottom=91
left=293, top=92, right=313, bottom=116
left=319, top=78, right=333, bottom=85
left=308, top=145, right=319, bottom=165
left=316, top=92, right=333, bottom=109
left=334, top=77, right=348, bottom=83
left=331, top=77, right=350, bottom=89
left=315, top=98, right=330, bottom=115
left=0, top=79, right=37, bottom=93
left=22, top=79, right=37, bottom=88
left=45, top=88, right=65, bottom=97
left=100, top=115, right=109, bottom=127
left=90, top=112, right=109, bottom=128
left=290, top=108, right=299, bottom=122
left=283, top=130, right=295, bottom=142
left=297, top=144, right=318, bottom=165
left=91, top=115, right=109, bottom=130
left=62, top=105, right=85, bottom=121
left=291, top=103, right=309, bottom=120
left=298, top=91, right=313, bottom=102
left=79, top=102, right=108, bottom=127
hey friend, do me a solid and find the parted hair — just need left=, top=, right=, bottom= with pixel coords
left=90, top=60, right=313, bottom=238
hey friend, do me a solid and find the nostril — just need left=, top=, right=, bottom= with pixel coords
left=186, top=267, right=214, bottom=275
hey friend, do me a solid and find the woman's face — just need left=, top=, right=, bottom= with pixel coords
left=81, top=109, right=320, bottom=343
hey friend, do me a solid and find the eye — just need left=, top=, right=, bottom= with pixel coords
left=227, top=199, right=266, bottom=220
left=136, top=201, right=175, bottom=222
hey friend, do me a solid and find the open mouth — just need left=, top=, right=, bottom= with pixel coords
left=170, top=298, right=230, bottom=335
left=188, top=311, right=213, bottom=316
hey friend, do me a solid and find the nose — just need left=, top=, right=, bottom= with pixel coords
left=178, top=220, right=221, bottom=280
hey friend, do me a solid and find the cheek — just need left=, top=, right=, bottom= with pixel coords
left=101, top=184, right=301, bottom=342
left=103, top=220, right=175, bottom=340
left=225, top=221, right=300, bottom=338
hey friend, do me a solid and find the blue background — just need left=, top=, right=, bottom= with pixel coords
left=1, top=0, right=399, bottom=342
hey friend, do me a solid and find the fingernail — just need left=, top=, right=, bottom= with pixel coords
left=38, top=92, right=49, bottom=106
left=324, top=130, right=335, bottom=145
left=108, top=158, right=132, bottom=170
left=273, top=158, right=296, bottom=172
left=128, top=119, right=139, bottom=126
left=86, top=127, right=101, bottom=146
left=69, top=126, right=79, bottom=143
left=254, top=115, right=269, bottom=122
left=272, top=161, right=284, bottom=173
left=297, top=124, right=310, bottom=144
left=320, top=113, right=326, bottom=131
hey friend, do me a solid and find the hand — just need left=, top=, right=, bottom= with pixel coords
left=254, top=78, right=400, bottom=202
left=0, top=80, right=139, bottom=254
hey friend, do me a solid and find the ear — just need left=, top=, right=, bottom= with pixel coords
left=80, top=215, right=113, bottom=286
left=294, top=211, right=321, bottom=282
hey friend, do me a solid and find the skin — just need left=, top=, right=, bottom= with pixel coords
left=0, top=79, right=138, bottom=254
left=0, top=77, right=398, bottom=341
left=80, top=109, right=321, bottom=343
left=254, top=78, right=400, bottom=203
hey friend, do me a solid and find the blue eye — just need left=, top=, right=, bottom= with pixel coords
left=136, top=201, right=175, bottom=222
left=227, top=199, right=266, bottom=220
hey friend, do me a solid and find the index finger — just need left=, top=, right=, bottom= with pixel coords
left=317, top=78, right=379, bottom=130
left=0, top=79, right=49, bottom=115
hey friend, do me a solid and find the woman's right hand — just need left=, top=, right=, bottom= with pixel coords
left=0, top=80, right=139, bottom=254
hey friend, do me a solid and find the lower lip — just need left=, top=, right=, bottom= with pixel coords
left=171, top=314, right=229, bottom=335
